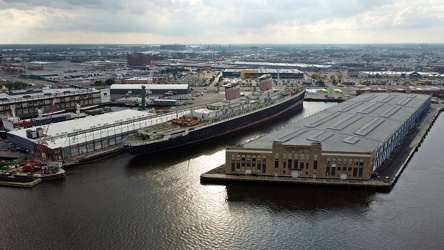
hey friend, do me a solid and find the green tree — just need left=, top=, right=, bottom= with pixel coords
left=93, top=80, right=103, bottom=86
left=317, top=79, right=326, bottom=87
left=311, top=72, right=321, bottom=80
left=105, top=78, right=116, bottom=85
left=337, top=71, right=344, bottom=83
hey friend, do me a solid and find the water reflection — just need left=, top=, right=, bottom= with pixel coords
left=225, top=183, right=375, bottom=212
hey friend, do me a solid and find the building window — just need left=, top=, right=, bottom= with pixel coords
left=294, top=154, right=298, bottom=169
left=282, top=153, right=286, bottom=168
left=326, top=167, right=330, bottom=176
left=231, top=157, right=235, bottom=172
left=257, top=159, right=261, bottom=173
left=306, top=154, right=309, bottom=169
left=274, top=153, right=279, bottom=168
left=262, top=156, right=267, bottom=173
left=246, top=155, right=251, bottom=167
left=241, top=155, right=246, bottom=167
left=313, top=154, right=318, bottom=169
left=300, top=154, right=304, bottom=169
left=331, top=166, right=336, bottom=176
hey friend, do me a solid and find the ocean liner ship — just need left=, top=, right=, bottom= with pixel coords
left=123, top=74, right=305, bottom=156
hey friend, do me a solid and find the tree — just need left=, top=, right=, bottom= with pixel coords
left=311, top=72, right=321, bottom=80
left=317, top=79, right=326, bottom=87
left=93, top=80, right=103, bottom=86
left=337, top=71, right=344, bottom=83
left=1, top=81, right=28, bottom=91
left=105, top=78, right=116, bottom=85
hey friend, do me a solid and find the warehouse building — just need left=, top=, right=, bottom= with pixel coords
left=6, top=110, right=158, bottom=161
left=127, top=53, right=152, bottom=67
left=0, top=88, right=110, bottom=120
left=6, top=108, right=197, bottom=162
left=110, top=84, right=189, bottom=100
left=222, top=69, right=304, bottom=79
left=225, top=93, right=431, bottom=180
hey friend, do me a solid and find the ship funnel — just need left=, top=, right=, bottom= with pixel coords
left=224, top=82, right=240, bottom=100
left=258, top=74, right=273, bottom=91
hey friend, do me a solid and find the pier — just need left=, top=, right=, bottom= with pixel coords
left=201, top=104, right=443, bottom=191
left=0, top=178, right=42, bottom=188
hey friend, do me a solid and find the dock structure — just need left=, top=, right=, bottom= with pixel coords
left=201, top=94, right=440, bottom=190
left=0, top=178, right=42, bottom=188
left=5, top=109, right=156, bottom=164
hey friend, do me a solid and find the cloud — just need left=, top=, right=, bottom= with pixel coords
left=0, top=0, right=443, bottom=44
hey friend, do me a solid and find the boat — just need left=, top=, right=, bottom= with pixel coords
left=2, top=161, right=66, bottom=181
left=1, top=106, right=38, bottom=131
left=2, top=105, right=82, bottom=131
left=123, top=74, right=306, bottom=156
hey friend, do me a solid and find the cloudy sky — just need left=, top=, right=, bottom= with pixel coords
left=1, top=0, right=443, bottom=44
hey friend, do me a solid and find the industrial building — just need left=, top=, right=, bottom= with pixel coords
left=6, top=109, right=188, bottom=162
left=222, top=68, right=304, bottom=79
left=0, top=88, right=110, bottom=120
left=110, top=84, right=189, bottom=100
left=127, top=53, right=152, bottom=67
left=225, top=93, right=431, bottom=180
left=356, top=86, right=444, bottom=99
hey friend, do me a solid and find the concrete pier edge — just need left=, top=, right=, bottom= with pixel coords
left=0, top=178, right=42, bottom=188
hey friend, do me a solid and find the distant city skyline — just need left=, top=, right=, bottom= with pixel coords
left=1, top=0, right=444, bottom=44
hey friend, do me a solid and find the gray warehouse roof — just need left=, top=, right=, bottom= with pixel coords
left=110, top=84, right=188, bottom=90
left=243, top=93, right=430, bottom=153
left=7, top=109, right=154, bottom=149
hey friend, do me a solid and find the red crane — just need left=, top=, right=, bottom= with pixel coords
left=32, top=93, right=59, bottom=165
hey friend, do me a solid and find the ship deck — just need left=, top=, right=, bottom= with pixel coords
left=123, top=88, right=305, bottom=146
left=138, top=120, right=203, bottom=135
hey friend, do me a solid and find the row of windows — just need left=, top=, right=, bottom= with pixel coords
left=67, top=136, right=124, bottom=157
left=326, top=158, right=364, bottom=177
left=0, top=99, right=97, bottom=114
left=0, top=96, right=97, bottom=110
left=231, top=154, right=267, bottom=173
left=276, top=153, right=319, bottom=170
left=326, top=158, right=364, bottom=167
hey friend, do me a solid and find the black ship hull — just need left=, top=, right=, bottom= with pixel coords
left=127, top=90, right=305, bottom=156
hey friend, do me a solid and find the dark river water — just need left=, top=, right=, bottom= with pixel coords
left=1, top=102, right=443, bottom=250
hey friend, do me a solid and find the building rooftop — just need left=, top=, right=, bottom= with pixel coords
left=7, top=109, right=154, bottom=149
left=243, top=92, right=430, bottom=153
left=110, top=84, right=188, bottom=90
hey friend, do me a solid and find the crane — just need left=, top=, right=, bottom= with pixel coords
left=32, top=93, right=59, bottom=165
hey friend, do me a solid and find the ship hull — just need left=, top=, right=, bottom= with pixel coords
left=127, top=90, right=305, bottom=156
